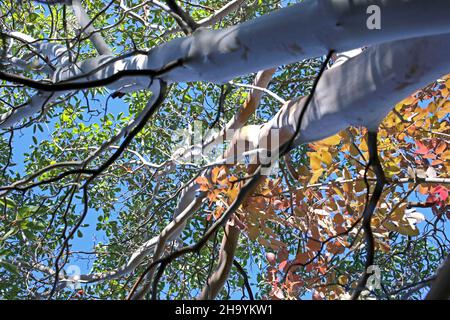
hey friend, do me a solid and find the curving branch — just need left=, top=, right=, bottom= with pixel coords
left=161, top=0, right=247, bottom=36
left=196, top=0, right=246, bottom=28
left=7, top=67, right=277, bottom=298
left=70, top=0, right=112, bottom=55
left=351, top=131, right=386, bottom=300
left=233, top=259, right=254, bottom=300
left=197, top=223, right=241, bottom=300
left=128, top=50, right=333, bottom=300
left=164, top=0, right=199, bottom=34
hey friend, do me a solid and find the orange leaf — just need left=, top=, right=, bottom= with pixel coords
left=436, top=142, right=447, bottom=155
left=211, top=167, right=220, bottom=184
left=278, top=260, right=289, bottom=272
left=306, top=238, right=321, bottom=252
left=195, top=176, right=210, bottom=191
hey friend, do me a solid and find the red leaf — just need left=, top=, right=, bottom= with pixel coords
left=317, top=265, right=327, bottom=275
left=426, top=194, right=438, bottom=204
left=432, top=185, right=449, bottom=202
left=415, top=141, right=429, bottom=155
left=278, top=260, right=289, bottom=272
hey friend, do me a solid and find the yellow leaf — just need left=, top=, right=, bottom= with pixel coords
left=426, top=102, right=437, bottom=113
left=338, top=275, right=348, bottom=286
left=317, top=134, right=341, bottom=146
left=401, top=95, right=418, bottom=106
left=226, top=186, right=240, bottom=203
left=385, top=165, right=401, bottom=176
left=359, top=139, right=368, bottom=152
left=397, top=223, right=420, bottom=237
left=318, top=150, right=333, bottom=166
left=383, top=220, right=399, bottom=232
left=333, top=187, right=344, bottom=200
left=309, top=153, right=322, bottom=170
left=309, top=168, right=324, bottom=184
left=383, top=207, right=423, bottom=237
left=437, top=101, right=450, bottom=118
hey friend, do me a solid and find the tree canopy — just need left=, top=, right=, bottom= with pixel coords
left=0, top=0, right=449, bottom=300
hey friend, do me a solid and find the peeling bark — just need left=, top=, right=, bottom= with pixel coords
left=197, top=224, right=241, bottom=300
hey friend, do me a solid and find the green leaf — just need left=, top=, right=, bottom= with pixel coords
left=1, top=228, right=18, bottom=242
left=0, top=198, right=16, bottom=209
left=0, top=261, right=20, bottom=275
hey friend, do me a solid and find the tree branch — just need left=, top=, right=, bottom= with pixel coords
left=351, top=131, right=387, bottom=300
left=197, top=224, right=241, bottom=300
left=70, top=0, right=112, bottom=55
left=233, top=259, right=254, bottom=300
left=164, top=0, right=198, bottom=34
left=426, top=254, right=450, bottom=300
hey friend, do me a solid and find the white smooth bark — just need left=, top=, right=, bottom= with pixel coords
left=3, top=0, right=450, bottom=128
left=70, top=0, right=112, bottom=55
left=283, top=33, right=450, bottom=146
left=55, top=0, right=450, bottom=85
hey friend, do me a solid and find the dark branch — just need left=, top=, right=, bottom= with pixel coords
left=0, top=59, right=183, bottom=92
left=351, top=130, right=387, bottom=300
left=233, top=259, right=254, bottom=300
left=165, top=0, right=199, bottom=34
